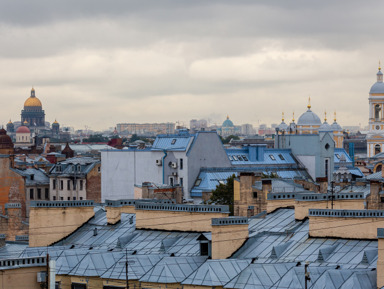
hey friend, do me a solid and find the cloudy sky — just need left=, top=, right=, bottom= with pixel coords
left=0, top=0, right=383, bottom=130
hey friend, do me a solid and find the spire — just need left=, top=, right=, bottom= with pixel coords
left=377, top=62, right=383, bottom=83
left=226, top=115, right=229, bottom=120
left=307, top=97, right=311, bottom=109
left=324, top=111, right=327, bottom=122
left=31, top=87, right=35, bottom=97
left=292, top=112, right=295, bottom=122
left=334, top=111, right=337, bottom=122
left=282, top=112, right=285, bottom=122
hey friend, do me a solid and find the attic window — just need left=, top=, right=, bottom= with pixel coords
left=56, top=165, right=61, bottom=172
left=325, top=143, right=330, bottom=150
left=278, top=154, right=285, bottom=161
left=237, top=155, right=244, bottom=161
left=242, top=155, right=249, bottom=161
left=195, top=179, right=202, bottom=186
left=269, top=155, right=276, bottom=161
left=171, top=139, right=177, bottom=145
left=232, top=155, right=239, bottom=161
left=228, top=155, right=234, bottom=161
left=218, top=180, right=225, bottom=185
left=335, top=154, right=340, bottom=159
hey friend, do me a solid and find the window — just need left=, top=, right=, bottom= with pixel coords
left=67, top=180, right=71, bottom=190
left=37, top=188, right=41, bottom=199
left=253, top=192, right=258, bottom=198
left=71, top=283, right=87, bottom=289
left=228, top=155, right=234, bottom=161
left=325, top=159, right=329, bottom=179
left=180, top=158, right=183, bottom=170
left=180, top=178, right=183, bottom=186
left=45, top=188, right=49, bottom=200
left=30, top=174, right=34, bottom=181
left=53, top=196, right=56, bottom=201
left=200, top=242, right=209, bottom=256
left=80, top=197, right=83, bottom=200
left=73, top=197, right=76, bottom=200
left=381, top=197, right=384, bottom=203
left=269, top=155, right=276, bottom=160
left=375, top=104, right=381, bottom=121
left=375, top=144, right=381, bottom=155
left=278, top=154, right=285, bottom=161
left=53, top=179, right=56, bottom=190
left=98, top=166, right=101, bottom=173
left=77, top=164, right=81, bottom=172
left=56, top=165, right=61, bottom=172
left=30, top=189, right=34, bottom=200
left=325, top=143, right=330, bottom=150
left=242, top=155, right=249, bottom=161
left=218, top=180, right=225, bottom=185
left=232, top=155, right=239, bottom=161
left=60, top=180, right=64, bottom=190
left=60, top=197, right=64, bottom=200
left=335, top=154, right=340, bottom=159
left=195, top=179, right=202, bottom=186
left=237, top=155, right=244, bottom=161
left=170, top=177, right=174, bottom=186
left=80, top=180, right=84, bottom=191
left=68, top=197, right=70, bottom=200
left=171, top=139, right=177, bottom=145
left=73, top=180, right=77, bottom=190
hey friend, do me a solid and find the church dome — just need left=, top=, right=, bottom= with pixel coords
left=222, top=116, right=234, bottom=127
left=319, top=121, right=332, bottom=132
left=24, top=88, right=42, bottom=107
left=16, top=126, right=30, bottom=134
left=331, top=121, right=342, bottom=131
left=370, top=67, right=384, bottom=94
left=297, top=108, right=322, bottom=126
left=0, top=129, right=13, bottom=149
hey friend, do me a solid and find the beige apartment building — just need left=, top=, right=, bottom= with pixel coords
left=116, top=122, right=175, bottom=136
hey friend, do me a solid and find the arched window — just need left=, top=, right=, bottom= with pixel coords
left=375, top=144, right=381, bottom=155
left=375, top=104, right=381, bottom=121
left=376, top=164, right=382, bottom=172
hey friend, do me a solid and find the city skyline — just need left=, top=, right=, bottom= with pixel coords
left=0, top=1, right=383, bottom=130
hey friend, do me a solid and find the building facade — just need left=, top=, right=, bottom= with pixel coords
left=116, top=122, right=175, bottom=136
left=367, top=66, right=384, bottom=157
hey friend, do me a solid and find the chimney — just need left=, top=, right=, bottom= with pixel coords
left=248, top=145, right=266, bottom=162
left=262, top=179, right=272, bottom=200
left=316, top=177, right=328, bottom=193
left=211, top=217, right=248, bottom=259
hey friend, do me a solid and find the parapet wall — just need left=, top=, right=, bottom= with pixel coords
left=211, top=217, right=249, bottom=259
left=135, top=203, right=230, bottom=232
left=309, top=209, right=384, bottom=239
left=29, top=201, right=95, bottom=247
left=294, top=193, right=366, bottom=220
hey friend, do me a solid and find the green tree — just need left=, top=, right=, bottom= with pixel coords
left=261, top=172, right=279, bottom=179
left=220, top=135, right=240, bottom=144
left=209, top=174, right=236, bottom=215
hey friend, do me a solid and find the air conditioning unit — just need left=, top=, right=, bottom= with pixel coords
left=37, top=271, right=46, bottom=283
left=172, top=172, right=178, bottom=176
left=156, top=159, right=162, bottom=166
left=171, top=162, right=177, bottom=169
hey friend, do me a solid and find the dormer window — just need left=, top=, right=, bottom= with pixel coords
left=171, top=139, right=177, bottom=145
left=77, top=164, right=81, bottom=172
left=269, top=155, right=276, bottom=161
left=278, top=154, right=285, bottom=161
left=56, top=165, right=61, bottom=172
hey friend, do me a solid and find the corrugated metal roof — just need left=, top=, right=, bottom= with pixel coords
left=182, top=259, right=251, bottom=286
left=140, top=256, right=207, bottom=283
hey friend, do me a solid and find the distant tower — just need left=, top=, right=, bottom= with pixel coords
left=62, top=143, right=74, bottom=159
left=367, top=64, right=384, bottom=157
left=0, top=128, right=14, bottom=154
left=6, top=120, right=14, bottom=133
left=21, top=88, right=45, bottom=129
left=52, top=119, right=60, bottom=135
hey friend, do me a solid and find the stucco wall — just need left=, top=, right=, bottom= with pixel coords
left=211, top=224, right=248, bottom=259
left=309, top=216, right=384, bottom=239
left=0, top=267, right=45, bottom=289
left=29, top=206, right=95, bottom=247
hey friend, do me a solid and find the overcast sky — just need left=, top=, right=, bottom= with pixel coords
left=0, top=0, right=383, bottom=130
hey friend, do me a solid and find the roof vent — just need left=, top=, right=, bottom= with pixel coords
left=93, top=228, right=98, bottom=236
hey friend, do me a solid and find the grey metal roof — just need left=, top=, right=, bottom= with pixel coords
left=224, top=263, right=296, bottom=289
left=12, top=168, right=49, bottom=186
left=181, top=259, right=251, bottom=286
left=297, top=108, right=322, bottom=126
left=101, top=254, right=164, bottom=280
left=140, top=256, right=207, bottom=283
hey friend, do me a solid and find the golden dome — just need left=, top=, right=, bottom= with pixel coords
left=24, top=97, right=42, bottom=107
left=53, top=119, right=59, bottom=124
left=24, top=87, right=42, bottom=107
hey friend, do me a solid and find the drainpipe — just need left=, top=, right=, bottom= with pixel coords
left=162, top=150, right=168, bottom=184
